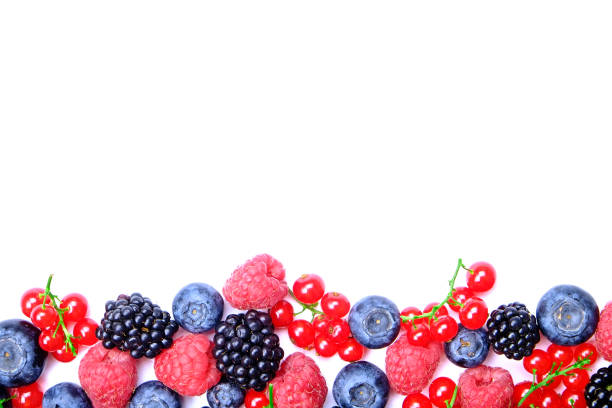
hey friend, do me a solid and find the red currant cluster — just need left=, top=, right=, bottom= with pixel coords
left=269, top=274, right=365, bottom=362
left=401, top=261, right=495, bottom=347
left=402, top=377, right=458, bottom=408
left=20, top=275, right=99, bottom=362
left=513, top=343, right=598, bottom=408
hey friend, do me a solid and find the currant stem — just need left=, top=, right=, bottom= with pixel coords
left=0, top=395, right=16, bottom=408
left=445, top=384, right=458, bottom=408
left=401, top=258, right=469, bottom=326
left=266, top=384, right=275, bottom=408
left=39, top=274, right=78, bottom=356
left=517, top=357, right=591, bottom=406
left=288, top=289, right=324, bottom=322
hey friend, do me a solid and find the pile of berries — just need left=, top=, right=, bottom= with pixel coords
left=401, top=261, right=494, bottom=348
left=269, top=273, right=365, bottom=362
left=20, top=275, right=99, bottom=363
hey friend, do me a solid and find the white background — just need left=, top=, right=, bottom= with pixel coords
left=1, top=2, right=612, bottom=407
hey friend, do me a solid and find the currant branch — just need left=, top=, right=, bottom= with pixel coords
left=401, top=258, right=471, bottom=326
left=264, top=384, right=275, bottom=408
left=289, top=289, right=324, bottom=322
left=40, top=274, right=78, bottom=356
left=445, top=384, right=458, bottom=408
left=517, top=357, right=591, bottom=406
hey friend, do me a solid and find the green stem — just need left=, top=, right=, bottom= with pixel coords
left=266, top=384, right=275, bottom=408
left=0, top=395, right=16, bottom=407
left=518, top=357, right=591, bottom=406
left=39, top=274, right=78, bottom=356
left=288, top=289, right=324, bottom=322
left=445, top=384, right=458, bottom=408
left=401, top=259, right=469, bottom=326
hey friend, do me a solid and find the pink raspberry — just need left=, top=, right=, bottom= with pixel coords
left=595, top=302, right=612, bottom=361
left=385, top=334, right=442, bottom=394
left=154, top=334, right=221, bottom=396
left=270, top=352, right=327, bottom=408
left=78, top=343, right=137, bottom=408
left=457, top=365, right=513, bottom=408
left=223, top=254, right=289, bottom=310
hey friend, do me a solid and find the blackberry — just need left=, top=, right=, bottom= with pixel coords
left=585, top=365, right=612, bottom=408
left=95, top=293, right=179, bottom=359
left=212, top=310, right=284, bottom=392
left=486, top=302, right=540, bottom=360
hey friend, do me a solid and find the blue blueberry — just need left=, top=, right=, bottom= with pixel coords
left=348, top=296, right=400, bottom=349
left=445, top=324, right=489, bottom=368
left=0, top=319, right=47, bottom=388
left=173, top=283, right=224, bottom=333
left=43, top=382, right=92, bottom=408
left=333, top=361, right=390, bottom=408
left=537, top=284, right=599, bottom=346
left=129, top=380, right=181, bottom=408
left=1, top=386, right=13, bottom=408
left=206, top=382, right=245, bottom=408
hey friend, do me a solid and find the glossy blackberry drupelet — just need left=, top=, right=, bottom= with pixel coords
left=348, top=296, right=401, bottom=349
left=332, top=361, right=390, bottom=408
left=585, top=365, right=612, bottom=408
left=212, top=310, right=284, bottom=391
left=537, top=284, right=599, bottom=346
left=43, top=382, right=93, bottom=408
left=95, top=293, right=179, bottom=359
left=129, top=380, right=181, bottom=408
left=206, top=382, right=245, bottom=408
left=0, top=386, right=12, bottom=408
left=486, top=302, right=540, bottom=360
left=0, top=319, right=47, bottom=387
left=445, top=324, right=490, bottom=368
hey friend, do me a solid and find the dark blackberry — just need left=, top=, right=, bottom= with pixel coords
left=95, top=293, right=179, bottom=359
left=585, top=364, right=612, bottom=408
left=213, top=310, right=284, bottom=392
left=485, top=302, right=540, bottom=360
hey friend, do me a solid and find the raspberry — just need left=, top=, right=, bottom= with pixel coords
left=223, top=254, right=288, bottom=310
left=595, top=302, right=612, bottom=361
left=457, top=366, right=513, bottom=408
left=154, top=333, right=221, bottom=396
left=270, top=352, right=327, bottom=408
left=385, top=334, right=442, bottom=394
left=78, top=343, right=137, bottom=408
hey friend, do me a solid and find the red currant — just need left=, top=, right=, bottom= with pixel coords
left=423, top=303, right=448, bottom=319
left=8, top=382, right=43, bottom=408
left=244, top=389, right=269, bottom=408
left=52, top=344, right=78, bottom=363
left=60, top=293, right=88, bottom=323
left=428, top=377, right=457, bottom=408
left=337, top=337, right=364, bottom=362
left=406, top=323, right=431, bottom=347
left=321, top=292, right=350, bottom=318
left=523, top=349, right=553, bottom=377
left=292, top=274, right=325, bottom=304
left=38, top=329, right=66, bottom=352
left=458, top=298, right=488, bottom=330
left=401, top=307, right=423, bottom=331
left=562, top=369, right=589, bottom=391
left=467, top=261, right=496, bottom=292
left=288, top=319, right=315, bottom=348
left=270, top=300, right=294, bottom=327
left=314, top=334, right=338, bottom=357
left=560, top=388, right=586, bottom=408
left=403, top=393, right=433, bottom=408
left=512, top=381, right=543, bottom=407
left=448, top=286, right=474, bottom=312
left=574, top=342, right=598, bottom=365
left=547, top=344, right=573, bottom=368
left=20, top=288, right=46, bottom=318
left=540, top=387, right=562, bottom=408
left=30, top=304, right=59, bottom=330
left=313, top=314, right=332, bottom=334
left=429, top=316, right=458, bottom=342
left=73, top=318, right=99, bottom=346
left=327, top=318, right=350, bottom=344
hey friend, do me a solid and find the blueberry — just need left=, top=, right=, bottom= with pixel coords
left=43, top=382, right=92, bottom=408
left=129, top=380, right=181, bottom=408
left=0, top=320, right=47, bottom=387
left=445, top=324, right=489, bottom=368
left=333, top=361, right=390, bottom=408
left=1, top=386, right=12, bottom=408
left=348, top=296, right=400, bottom=349
left=206, top=382, right=245, bottom=408
left=173, top=283, right=224, bottom=333
left=536, top=284, right=599, bottom=346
